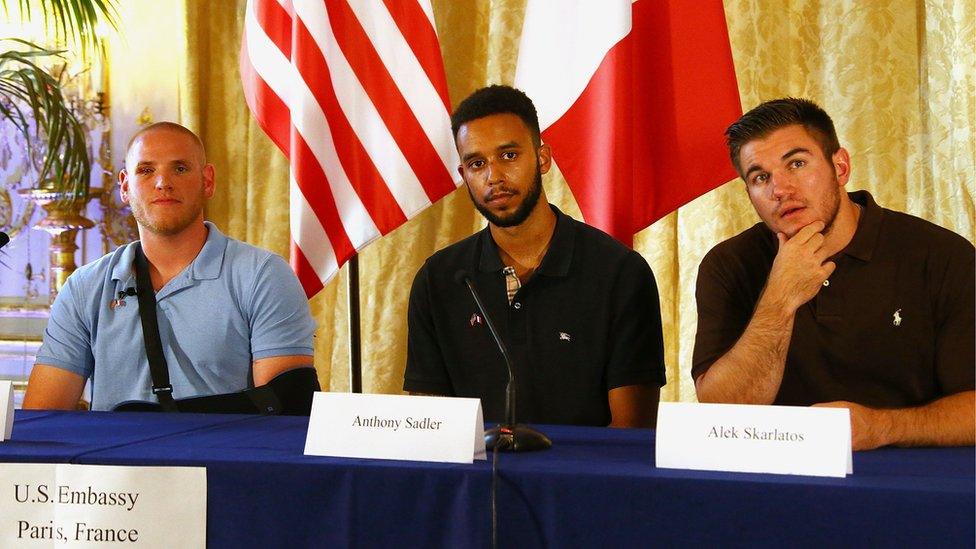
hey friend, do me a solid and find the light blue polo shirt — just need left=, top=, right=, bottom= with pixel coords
left=36, top=222, right=315, bottom=411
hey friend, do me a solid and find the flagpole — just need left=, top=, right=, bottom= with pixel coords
left=348, top=255, right=362, bottom=393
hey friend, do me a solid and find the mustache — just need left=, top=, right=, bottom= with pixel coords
left=484, top=187, right=519, bottom=201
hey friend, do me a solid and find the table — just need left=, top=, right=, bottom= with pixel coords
left=2, top=410, right=973, bottom=548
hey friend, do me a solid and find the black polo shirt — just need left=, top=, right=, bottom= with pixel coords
left=693, top=191, right=975, bottom=407
left=404, top=205, right=666, bottom=426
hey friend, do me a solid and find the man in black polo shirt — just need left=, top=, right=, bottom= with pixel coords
left=403, top=85, right=666, bottom=427
left=693, top=97, right=975, bottom=450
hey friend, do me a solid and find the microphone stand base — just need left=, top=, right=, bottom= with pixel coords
left=485, top=424, right=552, bottom=452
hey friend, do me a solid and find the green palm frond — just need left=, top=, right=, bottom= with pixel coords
left=0, top=38, right=90, bottom=200
left=0, top=1, right=120, bottom=202
left=4, top=0, right=119, bottom=59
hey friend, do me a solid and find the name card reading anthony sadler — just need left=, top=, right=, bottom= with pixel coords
left=304, top=392, right=487, bottom=463
left=0, top=463, right=206, bottom=547
left=656, top=402, right=852, bottom=478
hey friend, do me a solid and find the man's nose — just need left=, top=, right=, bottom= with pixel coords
left=485, top=160, right=503, bottom=186
left=154, top=175, right=173, bottom=190
left=769, top=171, right=796, bottom=200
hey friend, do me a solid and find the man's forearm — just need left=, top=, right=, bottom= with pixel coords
left=696, top=293, right=796, bottom=404
left=884, top=390, right=975, bottom=447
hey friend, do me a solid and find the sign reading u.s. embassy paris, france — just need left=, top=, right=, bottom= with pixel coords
left=0, top=463, right=206, bottom=547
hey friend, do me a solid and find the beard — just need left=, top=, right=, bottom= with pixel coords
left=820, top=187, right=842, bottom=235
left=469, top=167, right=543, bottom=228
left=818, top=168, right=843, bottom=236
left=130, top=195, right=205, bottom=237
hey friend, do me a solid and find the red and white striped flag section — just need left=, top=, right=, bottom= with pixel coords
left=240, top=0, right=460, bottom=296
left=515, top=0, right=741, bottom=246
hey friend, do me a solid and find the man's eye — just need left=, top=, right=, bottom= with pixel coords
left=175, top=165, right=189, bottom=174
left=137, top=167, right=153, bottom=175
left=789, top=159, right=806, bottom=169
left=469, top=160, right=485, bottom=169
left=501, top=152, right=517, bottom=160
left=752, top=173, right=768, bottom=185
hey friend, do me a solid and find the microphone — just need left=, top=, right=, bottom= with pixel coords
left=0, top=232, right=10, bottom=270
left=454, top=269, right=551, bottom=452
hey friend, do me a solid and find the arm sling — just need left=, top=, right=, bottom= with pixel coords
left=111, top=242, right=319, bottom=415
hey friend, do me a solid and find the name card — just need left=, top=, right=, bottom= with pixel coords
left=0, top=463, right=206, bottom=547
left=0, top=380, right=12, bottom=441
left=656, top=402, right=852, bottom=478
left=304, top=392, right=487, bottom=463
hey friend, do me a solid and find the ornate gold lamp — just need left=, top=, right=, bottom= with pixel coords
left=18, top=186, right=96, bottom=300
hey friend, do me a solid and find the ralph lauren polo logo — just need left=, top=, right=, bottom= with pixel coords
left=558, top=332, right=571, bottom=341
left=893, top=309, right=902, bottom=327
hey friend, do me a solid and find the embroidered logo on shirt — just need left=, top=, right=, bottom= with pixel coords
left=893, top=309, right=902, bottom=327
left=469, top=313, right=483, bottom=327
left=558, top=332, right=571, bottom=341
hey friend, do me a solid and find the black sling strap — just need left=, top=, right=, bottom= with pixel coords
left=118, top=242, right=320, bottom=415
left=133, top=242, right=179, bottom=412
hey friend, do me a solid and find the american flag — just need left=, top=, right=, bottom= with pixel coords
left=240, top=0, right=460, bottom=296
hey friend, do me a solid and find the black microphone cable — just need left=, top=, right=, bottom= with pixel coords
left=491, top=440, right=500, bottom=549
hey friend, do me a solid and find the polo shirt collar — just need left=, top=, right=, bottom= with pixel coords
left=110, top=221, right=228, bottom=282
left=840, top=190, right=882, bottom=262
left=477, top=204, right=575, bottom=277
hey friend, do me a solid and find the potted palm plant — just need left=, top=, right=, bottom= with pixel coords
left=0, top=0, right=118, bottom=297
left=1, top=0, right=119, bottom=201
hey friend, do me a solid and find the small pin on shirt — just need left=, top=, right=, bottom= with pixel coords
left=110, top=288, right=136, bottom=311
left=893, top=309, right=902, bottom=327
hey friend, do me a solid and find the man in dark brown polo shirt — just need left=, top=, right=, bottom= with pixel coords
left=693, top=98, right=974, bottom=450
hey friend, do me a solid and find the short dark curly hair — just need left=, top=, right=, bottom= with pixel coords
left=451, top=85, right=541, bottom=146
left=725, top=98, right=839, bottom=177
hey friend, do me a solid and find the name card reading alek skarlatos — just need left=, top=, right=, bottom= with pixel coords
left=304, top=392, right=487, bottom=463
left=0, top=380, right=12, bottom=441
left=0, top=463, right=206, bottom=548
left=656, top=402, right=852, bottom=478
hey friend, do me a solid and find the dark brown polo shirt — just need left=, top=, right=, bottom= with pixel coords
left=693, top=190, right=975, bottom=407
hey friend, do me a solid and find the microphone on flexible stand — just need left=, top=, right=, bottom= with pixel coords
left=454, top=269, right=551, bottom=452
left=0, top=231, right=10, bottom=270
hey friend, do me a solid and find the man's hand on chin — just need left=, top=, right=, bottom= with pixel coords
left=813, top=400, right=892, bottom=451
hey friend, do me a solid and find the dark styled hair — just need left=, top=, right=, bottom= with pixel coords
left=725, top=98, right=840, bottom=176
left=451, top=85, right=541, bottom=146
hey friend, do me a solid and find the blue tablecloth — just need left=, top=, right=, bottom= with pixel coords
left=2, top=410, right=973, bottom=548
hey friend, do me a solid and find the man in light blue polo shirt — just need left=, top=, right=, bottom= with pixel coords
left=24, top=122, right=315, bottom=411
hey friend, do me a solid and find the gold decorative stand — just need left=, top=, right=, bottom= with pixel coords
left=19, top=188, right=96, bottom=302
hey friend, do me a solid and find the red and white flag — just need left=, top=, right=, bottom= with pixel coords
left=515, top=0, right=741, bottom=245
left=241, top=0, right=460, bottom=296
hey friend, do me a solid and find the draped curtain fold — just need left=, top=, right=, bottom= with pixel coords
left=178, top=0, right=974, bottom=399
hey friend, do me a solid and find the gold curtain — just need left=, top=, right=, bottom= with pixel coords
left=175, top=0, right=975, bottom=400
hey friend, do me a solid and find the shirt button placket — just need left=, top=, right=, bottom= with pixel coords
left=510, top=298, right=527, bottom=345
